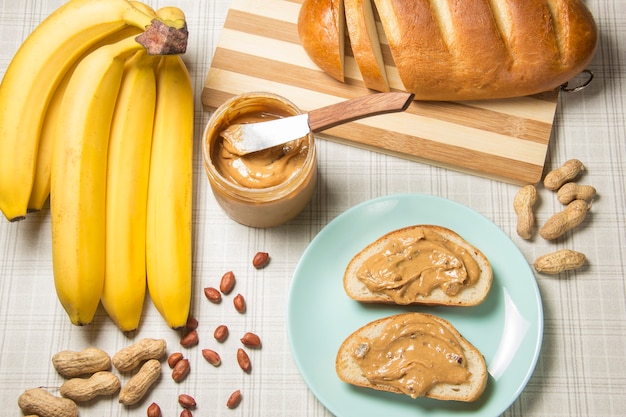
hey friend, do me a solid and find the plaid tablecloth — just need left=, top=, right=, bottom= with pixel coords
left=0, top=1, right=624, bottom=416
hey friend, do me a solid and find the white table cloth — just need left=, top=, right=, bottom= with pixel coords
left=0, top=1, right=624, bottom=416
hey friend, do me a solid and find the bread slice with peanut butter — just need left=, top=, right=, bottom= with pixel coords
left=336, top=312, right=488, bottom=401
left=343, top=225, right=492, bottom=306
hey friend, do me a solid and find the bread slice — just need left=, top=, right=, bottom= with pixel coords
left=344, top=0, right=389, bottom=91
left=336, top=312, right=488, bottom=401
left=344, top=225, right=492, bottom=306
left=298, top=0, right=346, bottom=82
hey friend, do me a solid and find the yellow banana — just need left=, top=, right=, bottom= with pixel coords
left=28, top=26, right=145, bottom=212
left=101, top=49, right=157, bottom=332
left=130, top=1, right=158, bottom=17
left=51, top=36, right=145, bottom=326
left=0, top=0, right=156, bottom=221
left=156, top=6, right=188, bottom=30
left=146, top=55, right=193, bottom=329
left=27, top=68, right=71, bottom=212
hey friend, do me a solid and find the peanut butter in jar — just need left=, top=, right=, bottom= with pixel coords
left=202, top=92, right=317, bottom=228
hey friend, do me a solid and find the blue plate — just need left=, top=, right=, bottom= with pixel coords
left=287, top=194, right=543, bottom=417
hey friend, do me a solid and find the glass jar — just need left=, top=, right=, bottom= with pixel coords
left=202, top=92, right=317, bottom=228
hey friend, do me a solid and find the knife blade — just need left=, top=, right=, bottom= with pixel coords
left=220, top=92, right=415, bottom=155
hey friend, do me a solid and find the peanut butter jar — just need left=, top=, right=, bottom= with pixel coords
left=202, top=92, right=317, bottom=228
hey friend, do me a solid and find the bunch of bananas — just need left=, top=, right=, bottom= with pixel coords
left=0, top=0, right=193, bottom=331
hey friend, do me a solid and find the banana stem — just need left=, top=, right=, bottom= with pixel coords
left=136, top=19, right=188, bottom=55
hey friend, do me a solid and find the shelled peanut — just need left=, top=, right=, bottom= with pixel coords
left=241, top=332, right=262, bottom=348
left=180, top=329, right=199, bottom=348
left=168, top=351, right=184, bottom=368
left=220, top=270, right=236, bottom=294
left=178, top=393, right=197, bottom=409
left=252, top=251, right=270, bottom=269
left=202, top=349, right=222, bottom=367
left=233, top=293, right=247, bottom=313
left=147, top=402, right=162, bottom=417
left=227, top=389, right=242, bottom=409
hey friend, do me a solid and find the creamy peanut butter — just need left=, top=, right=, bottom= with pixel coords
left=353, top=314, right=470, bottom=398
left=214, top=111, right=310, bottom=189
left=203, top=92, right=317, bottom=228
left=356, top=227, right=480, bottom=303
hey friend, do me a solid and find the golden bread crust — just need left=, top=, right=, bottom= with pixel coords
left=345, top=0, right=389, bottom=91
left=298, top=0, right=345, bottom=82
left=298, top=0, right=598, bottom=100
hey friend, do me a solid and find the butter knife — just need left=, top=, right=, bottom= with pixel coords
left=220, top=91, right=414, bottom=155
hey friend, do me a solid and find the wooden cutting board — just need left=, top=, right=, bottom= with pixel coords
left=202, top=0, right=559, bottom=185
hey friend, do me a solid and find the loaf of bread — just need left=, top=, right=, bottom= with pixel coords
left=336, top=312, right=488, bottom=401
left=344, top=225, right=492, bottom=306
left=298, top=0, right=598, bottom=100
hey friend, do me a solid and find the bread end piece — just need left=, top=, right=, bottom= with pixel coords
left=298, top=0, right=346, bottom=82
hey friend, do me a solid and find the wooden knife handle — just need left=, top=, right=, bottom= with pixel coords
left=307, top=92, right=415, bottom=132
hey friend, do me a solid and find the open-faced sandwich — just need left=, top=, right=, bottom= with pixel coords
left=344, top=225, right=493, bottom=306
left=336, top=312, right=488, bottom=401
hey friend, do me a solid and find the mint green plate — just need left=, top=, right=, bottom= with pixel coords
left=287, top=194, right=543, bottom=417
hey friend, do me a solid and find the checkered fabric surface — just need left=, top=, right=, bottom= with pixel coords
left=0, top=1, right=624, bottom=416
